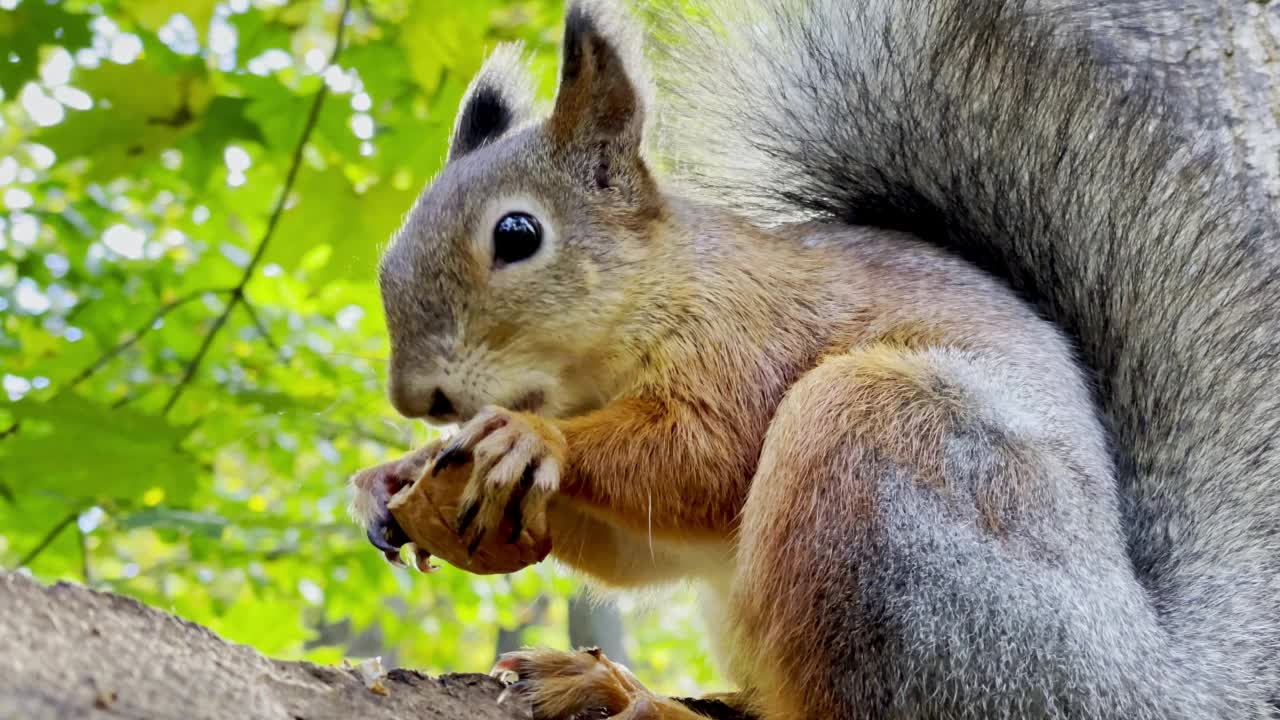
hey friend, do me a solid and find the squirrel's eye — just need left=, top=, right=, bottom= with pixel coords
left=492, top=212, right=542, bottom=267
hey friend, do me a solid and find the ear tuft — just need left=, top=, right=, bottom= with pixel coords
left=550, top=0, right=650, bottom=148
left=449, top=43, right=536, bottom=162
left=560, top=2, right=598, bottom=87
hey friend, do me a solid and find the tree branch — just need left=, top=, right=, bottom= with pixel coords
left=238, top=298, right=287, bottom=362
left=17, top=511, right=80, bottom=569
left=162, top=296, right=236, bottom=415
left=67, top=288, right=235, bottom=390
left=162, top=0, right=354, bottom=417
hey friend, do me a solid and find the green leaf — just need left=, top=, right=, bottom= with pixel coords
left=344, top=41, right=413, bottom=104
left=228, top=9, right=294, bottom=60
left=75, top=55, right=212, bottom=120
left=0, top=394, right=201, bottom=505
left=177, top=96, right=266, bottom=188
left=267, top=168, right=415, bottom=281
left=236, top=73, right=311, bottom=151
left=0, top=492, right=81, bottom=553
left=119, top=0, right=219, bottom=41
left=35, top=59, right=212, bottom=180
left=0, top=2, right=93, bottom=97
left=400, top=1, right=489, bottom=95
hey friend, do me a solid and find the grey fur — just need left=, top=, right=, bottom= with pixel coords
left=649, top=0, right=1280, bottom=716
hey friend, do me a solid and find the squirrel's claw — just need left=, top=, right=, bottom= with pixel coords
left=431, top=444, right=472, bottom=477
left=352, top=441, right=444, bottom=560
left=440, top=406, right=563, bottom=559
left=366, top=514, right=410, bottom=554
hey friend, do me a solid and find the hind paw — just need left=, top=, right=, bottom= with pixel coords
left=492, top=648, right=689, bottom=719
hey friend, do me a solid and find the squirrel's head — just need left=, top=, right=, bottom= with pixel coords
left=378, top=2, right=661, bottom=423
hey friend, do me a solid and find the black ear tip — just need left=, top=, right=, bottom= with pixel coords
left=454, top=83, right=513, bottom=158
left=465, top=85, right=513, bottom=138
left=564, top=2, right=599, bottom=38
left=561, top=2, right=602, bottom=81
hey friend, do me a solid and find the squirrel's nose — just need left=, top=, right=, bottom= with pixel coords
left=389, top=376, right=459, bottom=423
left=425, top=388, right=456, bottom=420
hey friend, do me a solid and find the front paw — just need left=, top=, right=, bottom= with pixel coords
left=432, top=406, right=565, bottom=557
left=349, top=441, right=442, bottom=565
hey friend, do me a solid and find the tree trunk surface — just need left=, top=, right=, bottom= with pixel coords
left=0, top=573, right=525, bottom=720
left=2, top=3, right=1276, bottom=719
left=1109, top=0, right=1278, bottom=211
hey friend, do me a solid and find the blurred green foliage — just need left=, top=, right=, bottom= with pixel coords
left=0, top=0, right=721, bottom=696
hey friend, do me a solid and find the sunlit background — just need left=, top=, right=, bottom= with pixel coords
left=0, top=0, right=722, bottom=695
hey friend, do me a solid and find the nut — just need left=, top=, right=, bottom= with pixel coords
left=387, top=455, right=551, bottom=575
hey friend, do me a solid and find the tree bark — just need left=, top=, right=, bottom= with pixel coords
left=1105, top=0, right=1279, bottom=211
left=0, top=572, right=526, bottom=720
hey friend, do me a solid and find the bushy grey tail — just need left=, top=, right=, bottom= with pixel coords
left=648, top=0, right=1280, bottom=706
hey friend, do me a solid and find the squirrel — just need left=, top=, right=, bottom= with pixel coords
left=349, top=0, right=1280, bottom=717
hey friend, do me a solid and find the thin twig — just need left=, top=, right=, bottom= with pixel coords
left=162, top=297, right=236, bottom=415
left=17, top=511, right=79, bottom=568
left=67, top=288, right=235, bottom=389
left=239, top=298, right=286, bottom=362
left=162, top=0, right=354, bottom=416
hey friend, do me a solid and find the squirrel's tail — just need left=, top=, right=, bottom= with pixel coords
left=649, top=0, right=1280, bottom=699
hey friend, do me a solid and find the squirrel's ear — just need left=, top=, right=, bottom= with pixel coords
left=549, top=1, right=648, bottom=153
left=448, top=43, right=536, bottom=162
